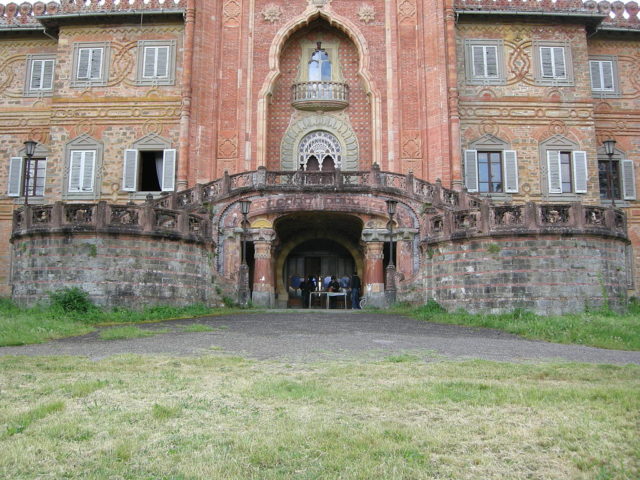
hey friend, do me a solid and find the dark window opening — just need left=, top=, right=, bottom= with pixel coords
left=598, top=159, right=621, bottom=200
left=477, top=151, right=503, bottom=193
left=139, top=150, right=162, bottom=191
left=560, top=151, right=573, bottom=193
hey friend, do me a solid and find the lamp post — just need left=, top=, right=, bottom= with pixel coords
left=385, top=199, right=398, bottom=305
left=23, top=140, right=37, bottom=207
left=603, top=139, right=617, bottom=207
left=239, top=200, right=251, bottom=306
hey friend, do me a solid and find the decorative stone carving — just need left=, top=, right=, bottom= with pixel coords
left=585, top=207, right=606, bottom=226
left=494, top=206, right=523, bottom=226
left=218, top=134, right=238, bottom=158
left=541, top=205, right=570, bottom=224
left=261, top=4, right=282, bottom=23
left=223, top=0, right=241, bottom=24
left=32, top=207, right=52, bottom=225
left=443, top=190, right=459, bottom=206
left=401, top=131, right=422, bottom=159
left=431, top=216, right=444, bottom=234
left=110, top=207, right=139, bottom=226
left=65, top=205, right=93, bottom=224
left=358, top=4, right=376, bottom=24
left=398, top=0, right=417, bottom=22
left=156, top=212, right=178, bottom=230
left=455, top=212, right=478, bottom=230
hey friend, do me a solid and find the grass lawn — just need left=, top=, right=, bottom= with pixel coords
left=392, top=302, right=640, bottom=351
left=0, top=355, right=638, bottom=479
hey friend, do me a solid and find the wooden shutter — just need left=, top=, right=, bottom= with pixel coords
left=42, top=60, right=54, bottom=90
left=8, top=157, right=23, bottom=197
left=122, top=149, right=138, bottom=192
left=143, top=46, right=156, bottom=78
left=572, top=151, right=588, bottom=193
left=622, top=159, right=636, bottom=200
left=156, top=47, right=169, bottom=78
left=161, top=149, right=176, bottom=191
left=472, top=46, right=485, bottom=78
left=589, top=61, right=601, bottom=90
left=89, top=48, right=102, bottom=79
left=77, top=48, right=90, bottom=79
left=485, top=46, right=498, bottom=77
left=540, top=47, right=553, bottom=78
left=35, top=160, right=46, bottom=196
left=464, top=150, right=478, bottom=192
left=30, top=60, right=43, bottom=90
left=503, top=150, right=518, bottom=193
left=601, top=61, right=614, bottom=91
left=553, top=47, right=566, bottom=79
left=68, top=151, right=83, bottom=192
left=82, top=151, right=96, bottom=192
left=547, top=150, right=562, bottom=194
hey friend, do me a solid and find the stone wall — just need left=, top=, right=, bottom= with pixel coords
left=412, top=234, right=629, bottom=315
left=11, top=232, right=219, bottom=308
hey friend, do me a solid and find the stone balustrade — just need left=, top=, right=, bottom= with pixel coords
left=291, top=81, right=349, bottom=111
left=12, top=200, right=211, bottom=243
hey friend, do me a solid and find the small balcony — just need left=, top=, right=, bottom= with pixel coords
left=291, top=81, right=349, bottom=111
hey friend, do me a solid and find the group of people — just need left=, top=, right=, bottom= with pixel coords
left=298, top=272, right=362, bottom=309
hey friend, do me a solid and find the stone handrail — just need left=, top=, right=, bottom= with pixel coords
left=424, top=202, right=627, bottom=244
left=291, top=81, right=349, bottom=110
left=152, top=166, right=483, bottom=212
left=11, top=200, right=212, bottom=243
left=455, top=0, right=640, bottom=28
left=0, top=0, right=185, bottom=26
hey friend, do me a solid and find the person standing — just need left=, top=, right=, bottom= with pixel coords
left=351, top=271, right=361, bottom=309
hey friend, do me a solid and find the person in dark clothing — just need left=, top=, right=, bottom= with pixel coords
left=304, top=275, right=316, bottom=308
left=351, top=271, right=362, bottom=309
left=299, top=279, right=308, bottom=308
left=328, top=276, right=340, bottom=292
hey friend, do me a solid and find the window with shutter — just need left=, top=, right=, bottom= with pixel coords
left=73, top=43, right=109, bottom=86
left=68, top=151, right=96, bottom=193
left=25, top=56, right=55, bottom=96
left=535, top=41, right=573, bottom=85
left=464, top=40, right=505, bottom=85
left=589, top=57, right=619, bottom=97
left=136, top=41, right=176, bottom=85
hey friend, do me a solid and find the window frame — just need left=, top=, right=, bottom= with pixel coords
left=63, top=135, right=103, bottom=200
left=533, top=41, right=574, bottom=86
left=589, top=55, right=621, bottom=98
left=464, top=135, right=518, bottom=196
left=464, top=39, right=506, bottom=85
left=71, top=42, right=110, bottom=87
left=596, top=146, right=636, bottom=202
left=136, top=40, right=177, bottom=86
left=122, top=134, right=176, bottom=196
left=8, top=155, right=47, bottom=200
left=24, top=54, right=55, bottom=97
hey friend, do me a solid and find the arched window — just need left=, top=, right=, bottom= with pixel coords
left=298, top=131, right=342, bottom=171
left=308, top=42, right=332, bottom=82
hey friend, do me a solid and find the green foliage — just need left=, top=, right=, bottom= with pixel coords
left=487, top=243, right=501, bottom=254
left=98, top=326, right=168, bottom=341
left=49, top=287, right=96, bottom=315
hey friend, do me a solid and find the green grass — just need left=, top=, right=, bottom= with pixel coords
left=98, top=326, right=170, bottom=341
left=391, top=301, right=640, bottom=351
left=0, top=355, right=638, bottom=479
left=0, top=298, right=242, bottom=347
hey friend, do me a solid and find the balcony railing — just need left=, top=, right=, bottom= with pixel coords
left=291, top=81, right=349, bottom=111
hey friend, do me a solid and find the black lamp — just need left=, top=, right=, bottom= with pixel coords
left=603, top=139, right=617, bottom=207
left=385, top=199, right=397, bottom=268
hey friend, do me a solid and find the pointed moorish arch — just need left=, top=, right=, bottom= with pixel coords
left=255, top=4, right=382, bottom=168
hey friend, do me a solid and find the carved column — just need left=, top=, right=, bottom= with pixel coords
left=363, top=240, right=386, bottom=307
left=251, top=229, right=276, bottom=307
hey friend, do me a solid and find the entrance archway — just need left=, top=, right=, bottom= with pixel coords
left=273, top=212, right=364, bottom=307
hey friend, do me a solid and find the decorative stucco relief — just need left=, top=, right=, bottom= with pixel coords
left=358, top=4, right=376, bottom=24
left=261, top=4, right=282, bottom=23
left=398, top=0, right=417, bottom=23
left=218, top=132, right=238, bottom=158
left=401, top=131, right=422, bottom=159
left=223, top=0, right=242, bottom=25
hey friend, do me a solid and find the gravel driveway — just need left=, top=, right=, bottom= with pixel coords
left=2, top=311, right=639, bottom=364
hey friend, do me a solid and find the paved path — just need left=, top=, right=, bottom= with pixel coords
left=2, top=311, right=639, bottom=364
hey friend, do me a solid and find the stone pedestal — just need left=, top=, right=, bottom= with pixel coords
left=251, top=231, right=275, bottom=307
left=364, top=241, right=386, bottom=307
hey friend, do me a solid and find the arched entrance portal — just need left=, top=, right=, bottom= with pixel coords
left=274, top=212, right=364, bottom=308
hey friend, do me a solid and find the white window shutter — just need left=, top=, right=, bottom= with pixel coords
left=553, top=47, right=566, bottom=79
left=30, top=60, right=43, bottom=90
left=485, top=46, right=498, bottom=77
left=503, top=150, right=519, bottom=193
left=156, top=47, right=169, bottom=78
left=68, top=151, right=83, bottom=192
left=143, top=47, right=156, bottom=78
left=464, top=150, right=478, bottom=192
left=572, top=151, right=588, bottom=194
left=42, top=60, right=54, bottom=90
left=547, top=150, right=562, bottom=194
left=82, top=151, right=96, bottom=192
left=77, top=49, right=90, bottom=79
left=622, top=159, right=636, bottom=200
left=36, top=160, right=47, bottom=196
left=90, top=48, right=102, bottom=79
left=472, top=46, right=485, bottom=78
left=162, top=149, right=176, bottom=192
left=122, top=149, right=138, bottom=192
left=8, top=157, right=23, bottom=197
left=540, top=47, right=553, bottom=78
left=589, top=61, right=601, bottom=90
left=601, top=61, right=614, bottom=91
